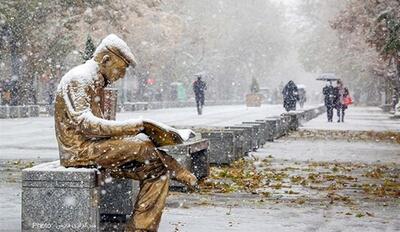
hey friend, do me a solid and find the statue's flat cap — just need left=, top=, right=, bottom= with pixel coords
left=94, top=34, right=137, bottom=67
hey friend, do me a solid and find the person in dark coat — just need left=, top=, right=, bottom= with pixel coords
left=322, top=82, right=335, bottom=122
left=193, top=75, right=207, bottom=115
left=334, top=79, right=349, bottom=123
left=282, top=80, right=299, bottom=112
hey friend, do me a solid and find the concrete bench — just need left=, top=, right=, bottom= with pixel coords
left=281, top=115, right=291, bottom=135
left=225, top=124, right=257, bottom=152
left=264, top=117, right=282, bottom=139
left=242, top=121, right=267, bottom=147
left=264, top=115, right=292, bottom=139
left=380, top=104, right=393, bottom=112
left=302, top=105, right=326, bottom=121
left=281, top=106, right=326, bottom=132
left=255, top=119, right=275, bottom=142
left=22, top=139, right=209, bottom=231
left=160, top=138, right=210, bottom=182
left=195, top=128, right=247, bottom=165
left=282, top=112, right=303, bottom=131
left=37, top=103, right=55, bottom=116
left=260, top=118, right=278, bottom=141
left=122, top=102, right=149, bottom=112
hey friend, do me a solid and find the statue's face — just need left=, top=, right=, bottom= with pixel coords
left=101, top=53, right=129, bottom=83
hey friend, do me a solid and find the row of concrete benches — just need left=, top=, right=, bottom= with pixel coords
left=122, top=100, right=245, bottom=111
left=182, top=105, right=325, bottom=165
left=0, top=105, right=40, bottom=118
left=21, top=105, right=326, bottom=231
left=17, top=101, right=244, bottom=116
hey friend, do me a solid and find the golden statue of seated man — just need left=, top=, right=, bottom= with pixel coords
left=54, top=34, right=197, bottom=232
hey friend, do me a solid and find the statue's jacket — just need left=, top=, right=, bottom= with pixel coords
left=54, top=59, right=143, bottom=167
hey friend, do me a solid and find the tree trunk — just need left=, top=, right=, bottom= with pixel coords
left=396, top=57, right=400, bottom=91
left=9, top=29, right=20, bottom=79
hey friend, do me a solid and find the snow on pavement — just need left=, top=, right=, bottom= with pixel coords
left=259, top=139, right=400, bottom=163
left=159, top=204, right=399, bottom=232
left=301, top=107, right=400, bottom=132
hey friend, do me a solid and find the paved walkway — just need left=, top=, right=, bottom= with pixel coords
left=302, top=107, right=400, bottom=132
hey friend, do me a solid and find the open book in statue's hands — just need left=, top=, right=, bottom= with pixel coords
left=142, top=119, right=195, bottom=147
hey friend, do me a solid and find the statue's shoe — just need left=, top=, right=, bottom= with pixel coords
left=172, top=169, right=199, bottom=191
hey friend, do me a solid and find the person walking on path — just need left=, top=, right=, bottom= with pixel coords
left=193, top=75, right=207, bottom=115
left=322, top=82, right=335, bottom=122
left=282, top=80, right=299, bottom=112
left=334, top=79, right=350, bottom=123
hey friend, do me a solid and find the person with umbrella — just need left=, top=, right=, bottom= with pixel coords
left=282, top=80, right=299, bottom=112
left=317, top=73, right=340, bottom=122
left=322, top=81, right=335, bottom=122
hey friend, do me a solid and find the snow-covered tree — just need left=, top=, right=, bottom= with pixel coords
left=81, top=35, right=96, bottom=62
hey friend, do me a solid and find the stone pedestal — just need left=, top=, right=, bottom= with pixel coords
left=22, top=161, right=140, bottom=231
left=22, top=161, right=99, bottom=232
left=99, top=176, right=137, bottom=223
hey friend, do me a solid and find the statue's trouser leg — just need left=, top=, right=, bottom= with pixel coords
left=107, top=158, right=169, bottom=232
left=91, top=139, right=168, bottom=231
left=91, top=138, right=195, bottom=231
left=129, top=173, right=170, bottom=232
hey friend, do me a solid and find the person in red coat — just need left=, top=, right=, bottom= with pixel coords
left=334, top=79, right=349, bottom=123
